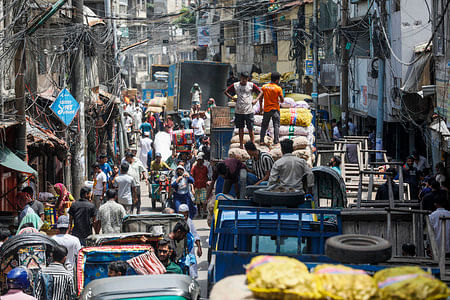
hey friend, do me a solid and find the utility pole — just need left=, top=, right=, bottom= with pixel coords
left=14, top=4, right=27, bottom=161
left=375, top=0, right=386, bottom=161
left=340, top=0, right=349, bottom=136
left=71, top=0, right=85, bottom=199
left=312, top=0, right=319, bottom=130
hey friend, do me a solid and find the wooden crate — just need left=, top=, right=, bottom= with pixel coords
left=211, top=107, right=232, bottom=128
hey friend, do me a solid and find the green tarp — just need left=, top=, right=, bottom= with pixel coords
left=0, top=146, right=37, bottom=175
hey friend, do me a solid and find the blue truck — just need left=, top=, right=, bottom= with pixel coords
left=207, top=197, right=443, bottom=292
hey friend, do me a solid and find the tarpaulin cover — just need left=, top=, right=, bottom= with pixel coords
left=0, top=146, right=37, bottom=175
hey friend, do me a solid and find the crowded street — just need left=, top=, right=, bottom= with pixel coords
left=0, top=0, right=450, bottom=299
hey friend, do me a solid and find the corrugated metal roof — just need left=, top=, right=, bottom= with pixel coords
left=26, top=117, right=68, bottom=152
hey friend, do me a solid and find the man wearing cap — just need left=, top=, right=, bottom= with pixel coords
left=190, top=83, right=202, bottom=107
left=178, top=204, right=201, bottom=278
left=171, top=166, right=196, bottom=219
left=151, top=153, right=171, bottom=172
left=191, top=153, right=209, bottom=218
left=139, top=131, right=153, bottom=167
left=52, top=215, right=81, bottom=271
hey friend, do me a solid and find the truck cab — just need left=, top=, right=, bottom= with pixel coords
left=207, top=199, right=342, bottom=290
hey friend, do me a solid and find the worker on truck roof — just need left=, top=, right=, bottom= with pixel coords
left=191, top=83, right=202, bottom=107
left=224, top=72, right=263, bottom=149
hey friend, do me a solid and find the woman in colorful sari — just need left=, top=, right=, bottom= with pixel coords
left=52, top=183, right=74, bottom=218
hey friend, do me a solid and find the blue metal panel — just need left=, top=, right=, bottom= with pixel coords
left=210, top=127, right=234, bottom=161
left=168, top=64, right=176, bottom=98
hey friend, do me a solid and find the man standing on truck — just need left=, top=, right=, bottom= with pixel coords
left=225, top=72, right=263, bottom=149
left=269, top=139, right=314, bottom=195
left=257, top=72, right=284, bottom=145
left=190, top=83, right=202, bottom=107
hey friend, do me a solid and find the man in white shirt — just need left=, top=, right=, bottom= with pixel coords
left=139, top=131, right=153, bottom=167
left=125, top=152, right=147, bottom=214
left=51, top=215, right=81, bottom=272
left=113, top=162, right=136, bottom=213
left=98, top=189, right=126, bottom=234
left=191, top=113, right=205, bottom=149
left=154, top=126, right=172, bottom=161
left=430, top=198, right=450, bottom=256
left=92, top=162, right=107, bottom=209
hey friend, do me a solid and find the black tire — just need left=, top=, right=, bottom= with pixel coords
left=325, top=234, right=392, bottom=264
left=151, top=197, right=157, bottom=209
left=253, top=189, right=305, bottom=207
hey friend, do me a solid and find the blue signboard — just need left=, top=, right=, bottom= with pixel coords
left=49, top=88, right=80, bottom=126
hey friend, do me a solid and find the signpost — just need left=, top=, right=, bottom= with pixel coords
left=50, top=88, right=80, bottom=126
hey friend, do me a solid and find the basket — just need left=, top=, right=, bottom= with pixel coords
left=211, top=107, right=232, bottom=128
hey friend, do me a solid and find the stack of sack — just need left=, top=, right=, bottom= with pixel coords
left=228, top=105, right=315, bottom=166
left=145, top=97, right=166, bottom=114
left=246, top=256, right=450, bottom=300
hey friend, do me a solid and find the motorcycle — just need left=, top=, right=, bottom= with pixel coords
left=150, top=170, right=173, bottom=209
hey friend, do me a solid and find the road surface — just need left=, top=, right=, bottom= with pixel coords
left=140, top=180, right=210, bottom=298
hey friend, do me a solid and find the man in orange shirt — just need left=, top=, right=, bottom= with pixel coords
left=257, top=72, right=284, bottom=145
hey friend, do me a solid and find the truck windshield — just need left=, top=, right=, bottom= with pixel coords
left=250, top=236, right=312, bottom=254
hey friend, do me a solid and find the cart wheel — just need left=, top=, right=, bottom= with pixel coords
left=325, top=234, right=392, bottom=264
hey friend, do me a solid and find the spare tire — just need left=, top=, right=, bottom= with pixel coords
left=325, top=234, right=392, bottom=264
left=253, top=189, right=305, bottom=207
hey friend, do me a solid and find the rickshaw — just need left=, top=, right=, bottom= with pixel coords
left=0, top=233, right=58, bottom=293
left=80, top=274, right=200, bottom=300
left=76, top=213, right=187, bottom=296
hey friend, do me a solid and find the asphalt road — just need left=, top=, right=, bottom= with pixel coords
left=140, top=180, right=210, bottom=298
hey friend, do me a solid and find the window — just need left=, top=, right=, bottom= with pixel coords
left=137, top=57, right=147, bottom=71
left=250, top=236, right=311, bottom=254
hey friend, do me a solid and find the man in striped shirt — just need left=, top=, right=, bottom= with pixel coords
left=34, top=245, right=75, bottom=300
left=244, top=141, right=274, bottom=185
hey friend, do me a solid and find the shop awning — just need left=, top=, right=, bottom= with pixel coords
left=0, top=146, right=37, bottom=175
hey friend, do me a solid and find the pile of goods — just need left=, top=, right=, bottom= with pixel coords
left=145, top=96, right=166, bottom=114
left=228, top=106, right=315, bottom=166
left=246, top=256, right=449, bottom=300
left=172, top=129, right=194, bottom=153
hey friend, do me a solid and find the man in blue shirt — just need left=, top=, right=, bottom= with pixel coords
left=100, top=155, right=112, bottom=187
left=140, top=121, right=153, bottom=138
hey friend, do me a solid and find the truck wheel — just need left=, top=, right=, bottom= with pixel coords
left=253, top=189, right=305, bottom=207
left=325, top=234, right=392, bottom=264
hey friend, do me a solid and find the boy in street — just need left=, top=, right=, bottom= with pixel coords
left=92, top=162, right=107, bottom=209
left=191, top=153, right=209, bottom=217
left=257, top=72, right=284, bottom=145
left=108, top=261, right=129, bottom=277
left=225, top=72, right=263, bottom=149
left=191, top=113, right=205, bottom=149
